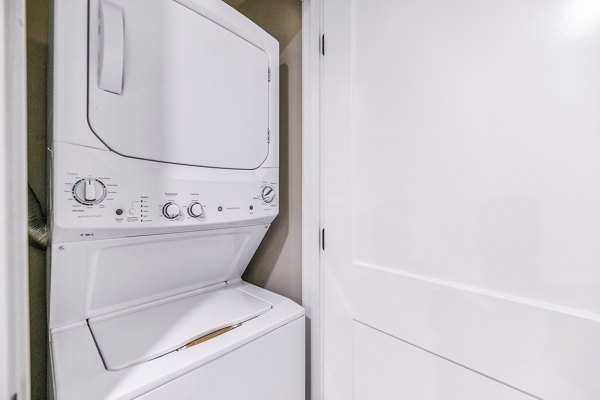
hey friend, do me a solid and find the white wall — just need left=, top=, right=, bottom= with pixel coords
left=1, top=0, right=30, bottom=398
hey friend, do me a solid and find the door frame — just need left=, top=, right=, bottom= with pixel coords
left=0, top=0, right=30, bottom=398
left=301, top=0, right=324, bottom=399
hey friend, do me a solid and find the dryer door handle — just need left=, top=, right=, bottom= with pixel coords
left=98, top=0, right=124, bottom=94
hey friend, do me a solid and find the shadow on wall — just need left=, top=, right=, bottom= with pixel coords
left=233, top=0, right=303, bottom=306
left=243, top=64, right=291, bottom=289
left=27, top=0, right=49, bottom=399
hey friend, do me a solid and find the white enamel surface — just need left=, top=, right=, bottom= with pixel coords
left=49, top=225, right=269, bottom=328
left=88, top=0, right=273, bottom=169
left=51, top=142, right=278, bottom=243
left=51, top=283, right=304, bottom=400
left=89, top=286, right=272, bottom=370
left=49, top=0, right=301, bottom=398
left=138, top=317, right=305, bottom=400
left=51, top=0, right=279, bottom=167
left=323, top=0, right=600, bottom=399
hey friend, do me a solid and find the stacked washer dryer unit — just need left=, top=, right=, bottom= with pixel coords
left=48, top=0, right=304, bottom=399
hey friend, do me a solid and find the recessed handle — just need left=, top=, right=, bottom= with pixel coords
left=98, top=0, right=124, bottom=94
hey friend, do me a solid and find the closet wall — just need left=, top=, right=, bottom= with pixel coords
left=26, top=1, right=49, bottom=399
left=225, top=0, right=303, bottom=305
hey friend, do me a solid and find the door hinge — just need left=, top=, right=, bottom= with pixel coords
left=267, top=129, right=271, bottom=143
left=321, top=34, right=325, bottom=56
left=321, top=228, right=325, bottom=250
left=268, top=67, right=272, bottom=82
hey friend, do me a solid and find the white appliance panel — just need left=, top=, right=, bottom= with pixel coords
left=88, top=0, right=272, bottom=170
left=48, top=0, right=301, bottom=399
left=50, top=283, right=304, bottom=400
left=49, top=226, right=268, bottom=328
left=137, top=318, right=304, bottom=400
left=89, top=287, right=272, bottom=370
left=52, top=142, right=278, bottom=243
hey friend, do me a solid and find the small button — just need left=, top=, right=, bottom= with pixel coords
left=129, top=208, right=136, bottom=215
left=218, top=206, right=223, bottom=212
left=115, top=209, right=123, bottom=215
left=249, top=205, right=254, bottom=210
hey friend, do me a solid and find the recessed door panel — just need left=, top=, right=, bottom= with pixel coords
left=88, top=0, right=270, bottom=169
left=322, top=0, right=600, bottom=399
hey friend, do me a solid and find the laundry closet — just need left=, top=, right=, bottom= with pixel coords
left=15, top=0, right=600, bottom=399
left=25, top=1, right=303, bottom=399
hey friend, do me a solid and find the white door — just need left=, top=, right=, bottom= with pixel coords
left=88, top=0, right=271, bottom=169
left=322, top=0, right=600, bottom=399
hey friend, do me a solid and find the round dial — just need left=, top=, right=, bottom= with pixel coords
left=261, top=185, right=276, bottom=203
left=188, top=202, right=204, bottom=218
left=72, top=178, right=107, bottom=205
left=162, top=202, right=181, bottom=219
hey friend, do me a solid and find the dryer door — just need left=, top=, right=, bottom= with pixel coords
left=87, top=0, right=271, bottom=169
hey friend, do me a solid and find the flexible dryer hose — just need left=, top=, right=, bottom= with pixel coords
left=28, top=184, right=47, bottom=250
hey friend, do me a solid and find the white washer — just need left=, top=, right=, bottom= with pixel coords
left=48, top=1, right=304, bottom=399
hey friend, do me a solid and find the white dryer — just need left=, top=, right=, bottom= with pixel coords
left=48, top=0, right=304, bottom=399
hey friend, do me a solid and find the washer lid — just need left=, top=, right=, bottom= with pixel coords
left=88, top=0, right=271, bottom=169
left=88, top=287, right=272, bottom=371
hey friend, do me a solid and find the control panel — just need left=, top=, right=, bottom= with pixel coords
left=52, top=143, right=279, bottom=242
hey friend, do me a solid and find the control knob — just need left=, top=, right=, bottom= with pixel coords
left=188, top=202, right=204, bottom=218
left=261, top=185, right=276, bottom=203
left=162, top=202, right=181, bottom=219
left=72, top=178, right=107, bottom=205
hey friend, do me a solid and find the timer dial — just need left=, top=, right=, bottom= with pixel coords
left=162, top=202, right=181, bottom=219
left=261, top=185, right=276, bottom=203
left=188, top=202, right=204, bottom=218
left=72, top=178, right=107, bottom=205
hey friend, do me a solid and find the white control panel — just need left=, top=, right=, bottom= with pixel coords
left=52, top=142, right=278, bottom=242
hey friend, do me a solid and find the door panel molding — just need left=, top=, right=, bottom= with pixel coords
left=352, top=262, right=600, bottom=399
left=354, top=322, right=536, bottom=400
left=320, top=0, right=600, bottom=399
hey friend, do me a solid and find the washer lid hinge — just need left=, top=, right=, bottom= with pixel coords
left=267, top=129, right=271, bottom=143
left=268, top=67, right=271, bottom=82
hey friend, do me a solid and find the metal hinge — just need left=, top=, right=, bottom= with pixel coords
left=321, top=228, right=325, bottom=250
left=268, top=67, right=271, bottom=82
left=267, top=129, right=271, bottom=143
left=321, top=34, right=325, bottom=56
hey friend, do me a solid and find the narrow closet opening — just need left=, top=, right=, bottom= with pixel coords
left=224, top=0, right=304, bottom=305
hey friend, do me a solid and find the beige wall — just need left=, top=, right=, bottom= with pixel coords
left=225, top=0, right=303, bottom=305
left=26, top=1, right=301, bottom=398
